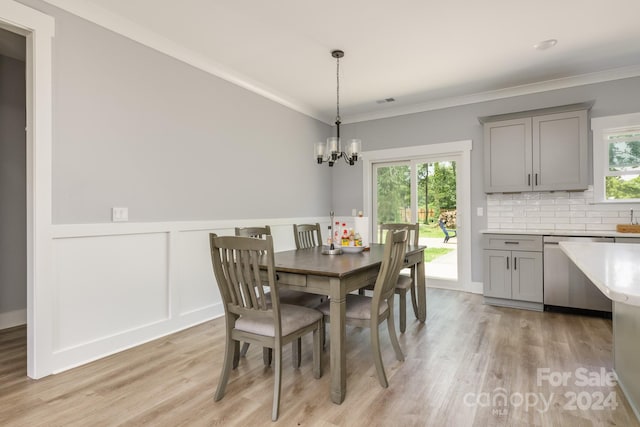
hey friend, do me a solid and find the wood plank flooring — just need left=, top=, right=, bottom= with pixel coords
left=1, top=289, right=638, bottom=426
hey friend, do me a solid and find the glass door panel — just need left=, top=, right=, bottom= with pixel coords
left=373, top=159, right=458, bottom=281
left=373, top=162, right=411, bottom=237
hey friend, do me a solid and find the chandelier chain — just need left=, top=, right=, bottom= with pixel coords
left=335, top=55, right=340, bottom=123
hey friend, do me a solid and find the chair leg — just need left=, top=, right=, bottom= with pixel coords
left=370, top=322, right=388, bottom=388
left=232, top=340, right=240, bottom=369
left=399, top=290, right=407, bottom=333
left=292, top=338, right=301, bottom=368
left=263, top=347, right=273, bottom=366
left=240, top=342, right=250, bottom=357
left=321, top=317, right=328, bottom=349
left=313, top=321, right=322, bottom=379
left=409, top=267, right=419, bottom=318
left=387, top=304, right=405, bottom=362
left=272, top=346, right=283, bottom=421
left=215, top=336, right=237, bottom=401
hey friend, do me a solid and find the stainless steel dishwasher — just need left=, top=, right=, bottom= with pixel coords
left=543, top=235, right=613, bottom=313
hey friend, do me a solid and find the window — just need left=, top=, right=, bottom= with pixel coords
left=605, top=129, right=640, bottom=201
left=592, top=113, right=640, bottom=203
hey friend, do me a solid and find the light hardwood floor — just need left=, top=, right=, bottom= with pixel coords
left=1, top=289, right=638, bottom=426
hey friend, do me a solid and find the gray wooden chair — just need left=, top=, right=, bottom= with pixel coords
left=235, top=226, right=323, bottom=367
left=293, top=223, right=323, bottom=249
left=377, top=223, right=420, bottom=333
left=317, top=229, right=407, bottom=388
left=209, top=233, right=323, bottom=422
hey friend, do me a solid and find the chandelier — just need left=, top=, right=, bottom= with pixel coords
left=315, top=50, right=361, bottom=167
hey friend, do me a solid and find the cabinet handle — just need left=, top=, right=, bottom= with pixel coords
left=535, top=173, right=538, bottom=186
left=504, top=241, right=520, bottom=245
left=514, top=257, right=517, bottom=270
left=506, top=257, right=509, bottom=270
left=528, top=174, right=531, bottom=186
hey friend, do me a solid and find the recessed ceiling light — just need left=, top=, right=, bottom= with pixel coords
left=534, top=39, right=558, bottom=51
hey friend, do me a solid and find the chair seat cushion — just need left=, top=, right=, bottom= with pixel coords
left=235, top=304, right=322, bottom=337
left=317, top=294, right=389, bottom=321
left=395, top=274, right=413, bottom=290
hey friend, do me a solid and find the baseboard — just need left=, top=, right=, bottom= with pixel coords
left=0, top=308, right=27, bottom=330
left=484, top=296, right=544, bottom=312
left=426, top=278, right=483, bottom=295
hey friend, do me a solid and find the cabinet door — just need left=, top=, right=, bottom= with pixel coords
left=532, top=110, right=588, bottom=191
left=483, top=250, right=512, bottom=298
left=511, top=251, right=543, bottom=302
left=484, top=118, right=533, bottom=193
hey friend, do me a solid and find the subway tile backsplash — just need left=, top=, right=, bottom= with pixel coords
left=486, top=186, right=637, bottom=231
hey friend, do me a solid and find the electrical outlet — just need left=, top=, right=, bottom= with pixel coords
left=112, top=207, right=128, bottom=222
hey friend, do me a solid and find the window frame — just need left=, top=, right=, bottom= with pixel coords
left=592, top=112, right=640, bottom=203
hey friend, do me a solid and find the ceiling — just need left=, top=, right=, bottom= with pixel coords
left=44, top=0, right=640, bottom=124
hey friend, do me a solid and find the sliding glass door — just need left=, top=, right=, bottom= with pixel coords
left=373, top=157, right=458, bottom=281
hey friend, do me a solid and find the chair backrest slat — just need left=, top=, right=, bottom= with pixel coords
left=293, top=223, right=322, bottom=249
left=210, top=234, right=278, bottom=317
left=372, top=229, right=408, bottom=305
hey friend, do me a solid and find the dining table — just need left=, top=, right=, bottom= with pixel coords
left=262, top=243, right=426, bottom=404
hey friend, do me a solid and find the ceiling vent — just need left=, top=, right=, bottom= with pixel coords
left=376, top=97, right=396, bottom=104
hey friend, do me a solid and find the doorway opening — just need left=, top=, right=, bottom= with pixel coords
left=0, top=29, right=27, bottom=334
left=1, top=1, right=55, bottom=379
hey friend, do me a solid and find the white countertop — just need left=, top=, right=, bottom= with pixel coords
left=559, top=242, right=640, bottom=307
left=480, top=229, right=640, bottom=238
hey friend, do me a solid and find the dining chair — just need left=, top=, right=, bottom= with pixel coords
left=293, top=223, right=323, bottom=249
left=377, top=222, right=420, bottom=333
left=235, top=226, right=323, bottom=367
left=209, top=234, right=322, bottom=421
left=292, top=223, right=329, bottom=355
left=317, top=229, right=407, bottom=388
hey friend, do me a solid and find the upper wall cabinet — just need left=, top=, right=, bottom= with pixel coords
left=481, top=105, right=589, bottom=193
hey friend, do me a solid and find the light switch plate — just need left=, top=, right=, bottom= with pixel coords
left=477, top=207, right=484, bottom=217
left=112, top=207, right=128, bottom=222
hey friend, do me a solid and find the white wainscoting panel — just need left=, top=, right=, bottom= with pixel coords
left=52, top=232, right=170, bottom=352
left=46, top=217, right=326, bottom=375
left=176, top=230, right=221, bottom=316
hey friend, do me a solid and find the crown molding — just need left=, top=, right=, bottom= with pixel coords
left=42, top=1, right=640, bottom=126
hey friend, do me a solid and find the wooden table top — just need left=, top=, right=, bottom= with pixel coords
left=270, top=244, right=425, bottom=278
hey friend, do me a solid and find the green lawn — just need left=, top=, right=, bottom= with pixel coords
left=424, top=247, right=454, bottom=263
left=420, top=223, right=448, bottom=239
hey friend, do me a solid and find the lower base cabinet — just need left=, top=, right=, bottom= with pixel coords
left=483, top=234, right=543, bottom=311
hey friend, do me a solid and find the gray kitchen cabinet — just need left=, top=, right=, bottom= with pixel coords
left=483, top=234, right=543, bottom=311
left=482, top=105, right=589, bottom=193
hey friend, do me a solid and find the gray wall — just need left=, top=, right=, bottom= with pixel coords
left=19, top=0, right=332, bottom=224
left=0, top=52, right=27, bottom=317
left=337, top=76, right=640, bottom=283
left=14, top=1, right=640, bottom=284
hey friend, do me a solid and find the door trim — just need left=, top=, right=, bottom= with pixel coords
left=0, top=1, right=55, bottom=378
left=362, top=140, right=472, bottom=291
